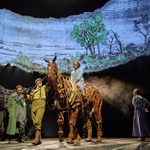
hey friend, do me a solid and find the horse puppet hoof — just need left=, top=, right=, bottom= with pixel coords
left=85, top=139, right=92, bottom=142
left=73, top=141, right=80, bottom=146
left=66, top=140, right=74, bottom=144
left=32, top=141, right=42, bottom=145
left=93, top=140, right=102, bottom=144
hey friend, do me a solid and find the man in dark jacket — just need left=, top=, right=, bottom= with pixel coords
left=0, top=95, right=7, bottom=141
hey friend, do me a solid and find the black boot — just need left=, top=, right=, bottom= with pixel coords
left=18, top=127, right=24, bottom=143
left=1, top=134, right=6, bottom=141
left=18, top=135, right=22, bottom=143
left=8, top=135, right=12, bottom=143
left=137, top=137, right=145, bottom=141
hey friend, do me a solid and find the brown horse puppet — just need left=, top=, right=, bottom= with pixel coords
left=44, top=56, right=103, bottom=143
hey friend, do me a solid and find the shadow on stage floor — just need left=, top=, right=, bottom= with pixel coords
left=0, top=138, right=150, bottom=150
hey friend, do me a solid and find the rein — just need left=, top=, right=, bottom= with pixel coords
left=47, top=74, right=74, bottom=112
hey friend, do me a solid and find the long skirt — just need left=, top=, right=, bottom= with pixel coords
left=132, top=108, right=150, bottom=137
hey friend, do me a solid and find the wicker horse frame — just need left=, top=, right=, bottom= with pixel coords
left=45, top=57, right=103, bottom=143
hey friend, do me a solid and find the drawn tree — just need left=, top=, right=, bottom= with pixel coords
left=112, top=30, right=124, bottom=54
left=103, top=30, right=115, bottom=54
left=71, top=15, right=106, bottom=55
left=134, top=14, right=150, bottom=45
left=103, top=30, right=124, bottom=55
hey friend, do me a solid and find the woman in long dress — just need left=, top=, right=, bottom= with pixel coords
left=132, top=88, right=150, bottom=141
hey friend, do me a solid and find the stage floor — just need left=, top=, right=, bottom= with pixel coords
left=0, top=138, right=150, bottom=150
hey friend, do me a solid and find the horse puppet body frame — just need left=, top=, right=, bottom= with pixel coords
left=45, top=57, right=103, bottom=143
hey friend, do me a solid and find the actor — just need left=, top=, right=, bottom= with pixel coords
left=28, top=78, right=48, bottom=145
left=0, top=95, right=7, bottom=141
left=71, top=61, right=86, bottom=99
left=6, top=85, right=27, bottom=143
left=132, top=88, right=150, bottom=141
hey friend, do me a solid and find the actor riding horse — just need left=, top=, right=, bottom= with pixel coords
left=44, top=56, right=103, bottom=143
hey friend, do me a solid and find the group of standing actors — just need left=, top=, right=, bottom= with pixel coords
left=1, top=78, right=48, bottom=145
left=0, top=61, right=150, bottom=145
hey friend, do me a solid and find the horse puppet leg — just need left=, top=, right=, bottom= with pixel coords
left=57, top=112, right=64, bottom=142
left=94, top=105, right=102, bottom=143
left=86, top=118, right=92, bottom=142
left=67, top=107, right=80, bottom=144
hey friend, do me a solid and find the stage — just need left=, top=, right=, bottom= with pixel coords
left=0, top=138, right=150, bottom=150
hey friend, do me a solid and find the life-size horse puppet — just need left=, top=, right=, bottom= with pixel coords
left=44, top=56, right=103, bottom=143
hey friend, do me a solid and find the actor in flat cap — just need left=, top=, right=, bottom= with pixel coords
left=28, top=78, right=48, bottom=145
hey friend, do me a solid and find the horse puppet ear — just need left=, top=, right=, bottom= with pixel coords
left=52, top=55, right=57, bottom=62
left=44, top=58, right=50, bottom=64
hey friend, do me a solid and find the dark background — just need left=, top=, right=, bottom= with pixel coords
left=0, top=55, right=150, bottom=138
left=0, top=0, right=109, bottom=18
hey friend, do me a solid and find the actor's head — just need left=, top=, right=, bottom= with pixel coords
left=133, top=88, right=141, bottom=96
left=73, top=61, right=80, bottom=70
left=16, top=85, right=24, bottom=94
left=35, top=78, right=42, bottom=88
